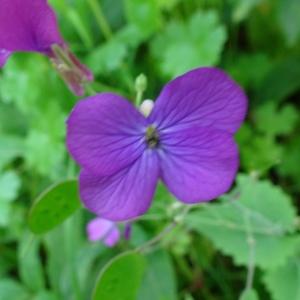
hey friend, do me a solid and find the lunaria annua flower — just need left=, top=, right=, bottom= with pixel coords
left=87, top=217, right=131, bottom=247
left=87, top=218, right=120, bottom=247
left=67, top=67, right=247, bottom=221
left=0, top=0, right=93, bottom=96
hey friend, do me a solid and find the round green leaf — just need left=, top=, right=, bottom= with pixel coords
left=93, top=252, right=146, bottom=300
left=28, top=179, right=81, bottom=234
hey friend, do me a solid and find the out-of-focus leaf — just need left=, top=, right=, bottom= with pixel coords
left=32, top=291, right=59, bottom=300
left=227, top=53, right=271, bottom=89
left=254, top=103, right=298, bottom=137
left=231, top=0, right=262, bottom=23
left=278, top=137, right=300, bottom=184
left=24, top=130, right=65, bottom=179
left=28, top=180, right=81, bottom=234
left=43, top=212, right=94, bottom=299
left=124, top=0, right=161, bottom=39
left=237, top=125, right=283, bottom=172
left=258, top=57, right=300, bottom=103
left=93, top=252, right=146, bottom=300
left=0, top=135, right=24, bottom=169
left=263, top=257, right=300, bottom=300
left=138, top=250, right=177, bottom=300
left=239, top=289, right=259, bottom=300
left=186, top=175, right=299, bottom=269
left=87, top=39, right=127, bottom=75
left=0, top=171, right=21, bottom=202
left=152, top=11, right=226, bottom=78
left=277, top=0, right=300, bottom=46
left=0, top=279, right=29, bottom=300
left=18, top=233, right=45, bottom=291
left=0, top=171, right=21, bottom=227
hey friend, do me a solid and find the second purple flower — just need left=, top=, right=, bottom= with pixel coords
left=66, top=67, right=247, bottom=221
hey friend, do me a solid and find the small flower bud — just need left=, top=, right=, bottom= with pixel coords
left=140, top=99, right=154, bottom=117
left=135, top=73, right=147, bottom=94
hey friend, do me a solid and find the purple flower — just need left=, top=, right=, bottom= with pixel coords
left=0, top=0, right=93, bottom=96
left=87, top=217, right=120, bottom=247
left=67, top=67, right=247, bottom=221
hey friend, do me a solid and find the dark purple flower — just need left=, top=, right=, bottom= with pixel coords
left=0, top=0, right=93, bottom=96
left=87, top=217, right=120, bottom=247
left=67, top=68, right=247, bottom=221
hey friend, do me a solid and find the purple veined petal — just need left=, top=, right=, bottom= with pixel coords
left=149, top=67, right=247, bottom=134
left=87, top=217, right=116, bottom=241
left=0, top=49, right=10, bottom=67
left=0, top=0, right=63, bottom=53
left=79, top=150, right=160, bottom=221
left=158, top=126, right=239, bottom=203
left=67, top=93, right=148, bottom=177
left=104, top=227, right=120, bottom=247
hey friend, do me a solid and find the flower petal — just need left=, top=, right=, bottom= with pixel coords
left=0, top=0, right=62, bottom=53
left=0, top=49, right=10, bottom=67
left=87, top=217, right=115, bottom=242
left=159, top=126, right=239, bottom=203
left=104, top=227, right=120, bottom=247
left=149, top=67, right=247, bottom=134
left=67, top=93, right=147, bottom=176
left=79, top=150, right=159, bottom=221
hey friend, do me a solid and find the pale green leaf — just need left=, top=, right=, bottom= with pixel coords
left=186, top=175, right=299, bottom=269
left=0, top=171, right=21, bottom=202
left=255, top=103, right=298, bottom=137
left=151, top=11, right=227, bottom=77
left=18, top=233, right=45, bottom=292
left=264, top=257, right=300, bottom=300
left=277, top=0, right=300, bottom=46
left=138, top=250, right=177, bottom=300
left=239, top=289, right=259, bottom=300
left=124, top=0, right=161, bottom=39
left=0, top=279, right=29, bottom=300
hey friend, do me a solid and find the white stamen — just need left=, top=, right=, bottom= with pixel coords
left=139, top=99, right=154, bottom=117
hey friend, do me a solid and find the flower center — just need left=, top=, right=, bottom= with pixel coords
left=145, top=126, right=160, bottom=148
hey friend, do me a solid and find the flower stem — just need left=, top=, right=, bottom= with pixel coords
left=137, top=205, right=192, bottom=253
left=87, top=0, right=112, bottom=40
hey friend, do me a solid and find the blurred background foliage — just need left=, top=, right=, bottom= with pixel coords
left=0, top=0, right=300, bottom=299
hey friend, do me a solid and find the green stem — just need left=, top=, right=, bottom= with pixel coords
left=87, top=0, right=113, bottom=40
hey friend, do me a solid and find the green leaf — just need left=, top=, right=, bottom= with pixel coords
left=278, top=137, right=300, bottom=183
left=0, top=171, right=21, bottom=227
left=227, top=53, right=271, bottom=89
left=237, top=125, right=283, bottom=172
left=263, top=257, right=300, bottom=300
left=124, top=0, right=161, bottom=39
left=32, top=291, right=59, bottom=300
left=93, top=252, right=146, bottom=300
left=254, top=103, right=298, bottom=137
left=0, top=171, right=21, bottom=202
left=232, top=0, right=262, bottom=23
left=0, top=279, right=29, bottom=300
left=28, top=180, right=81, bottom=234
left=277, top=0, right=300, bottom=46
left=24, top=130, right=65, bottom=180
left=258, top=57, right=300, bottom=103
left=0, top=135, right=24, bottom=169
left=239, top=289, right=259, bottom=300
left=18, top=233, right=45, bottom=292
left=186, top=175, right=299, bottom=269
left=87, top=39, right=127, bottom=75
left=138, top=250, right=177, bottom=300
left=151, top=10, right=227, bottom=77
